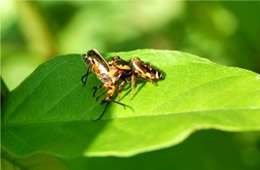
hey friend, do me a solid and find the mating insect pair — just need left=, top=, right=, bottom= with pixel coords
left=81, top=49, right=164, bottom=120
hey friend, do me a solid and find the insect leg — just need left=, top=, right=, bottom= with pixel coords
left=112, top=100, right=126, bottom=109
left=131, top=74, right=136, bottom=99
left=93, top=102, right=110, bottom=121
left=92, top=85, right=115, bottom=121
left=95, top=90, right=108, bottom=101
left=93, top=85, right=103, bottom=97
left=81, top=67, right=91, bottom=86
left=99, top=85, right=132, bottom=115
left=113, top=100, right=134, bottom=112
left=117, top=80, right=126, bottom=101
left=101, top=85, right=116, bottom=103
left=101, top=98, right=126, bottom=109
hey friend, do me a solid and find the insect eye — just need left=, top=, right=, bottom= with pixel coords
left=87, top=50, right=94, bottom=56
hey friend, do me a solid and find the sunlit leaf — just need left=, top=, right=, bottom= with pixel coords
left=2, top=49, right=260, bottom=158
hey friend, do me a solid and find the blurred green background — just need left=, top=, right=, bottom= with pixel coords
left=1, top=1, right=260, bottom=90
left=1, top=1, right=260, bottom=169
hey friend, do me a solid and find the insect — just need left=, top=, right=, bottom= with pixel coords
left=108, top=56, right=164, bottom=98
left=81, top=49, right=164, bottom=120
left=131, top=57, right=164, bottom=98
left=81, top=49, right=127, bottom=120
left=108, top=56, right=132, bottom=100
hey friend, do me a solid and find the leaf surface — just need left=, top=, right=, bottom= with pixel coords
left=2, top=49, right=260, bottom=157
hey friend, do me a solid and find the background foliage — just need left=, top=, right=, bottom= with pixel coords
left=1, top=1, right=260, bottom=170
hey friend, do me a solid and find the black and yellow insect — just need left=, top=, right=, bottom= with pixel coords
left=108, top=56, right=164, bottom=98
left=131, top=57, right=164, bottom=97
left=108, top=56, right=132, bottom=100
left=81, top=49, right=128, bottom=120
left=82, top=49, right=164, bottom=120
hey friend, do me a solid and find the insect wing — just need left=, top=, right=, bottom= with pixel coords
left=87, top=49, right=110, bottom=72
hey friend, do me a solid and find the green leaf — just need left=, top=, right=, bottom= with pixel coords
left=1, top=150, right=67, bottom=170
left=1, top=77, right=9, bottom=104
left=62, top=130, right=260, bottom=170
left=2, top=49, right=260, bottom=158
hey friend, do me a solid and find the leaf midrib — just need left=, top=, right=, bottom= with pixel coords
left=4, top=71, right=259, bottom=127
left=4, top=107, right=260, bottom=128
